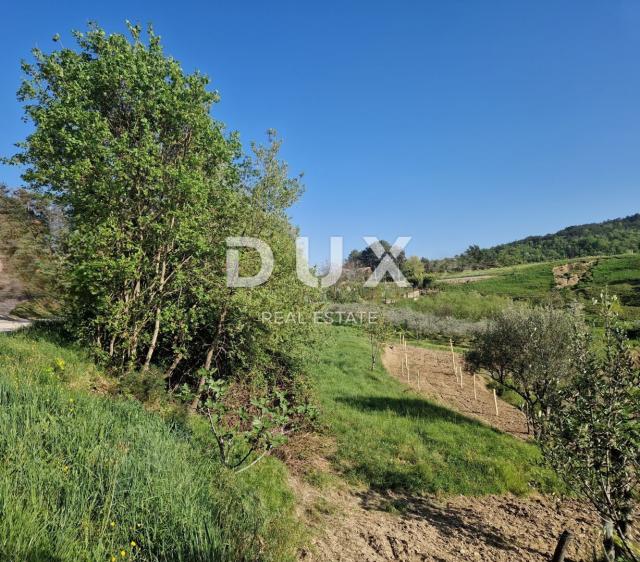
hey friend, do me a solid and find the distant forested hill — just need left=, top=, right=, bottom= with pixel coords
left=428, top=214, right=640, bottom=271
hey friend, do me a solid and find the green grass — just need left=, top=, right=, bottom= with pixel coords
left=398, top=290, right=512, bottom=320
left=433, top=255, right=640, bottom=323
left=436, top=261, right=561, bottom=302
left=577, top=255, right=640, bottom=320
left=310, top=326, right=559, bottom=496
left=0, top=326, right=301, bottom=562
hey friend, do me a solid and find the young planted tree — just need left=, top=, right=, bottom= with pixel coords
left=364, top=313, right=390, bottom=370
left=542, top=297, right=640, bottom=562
left=465, top=305, right=578, bottom=437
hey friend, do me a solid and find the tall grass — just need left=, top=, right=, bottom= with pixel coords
left=310, top=326, right=559, bottom=495
left=0, top=328, right=301, bottom=562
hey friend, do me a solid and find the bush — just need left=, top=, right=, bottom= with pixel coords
left=541, top=299, right=640, bottom=562
left=466, top=305, right=578, bottom=437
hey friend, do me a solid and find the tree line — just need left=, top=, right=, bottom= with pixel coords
left=428, top=214, right=640, bottom=272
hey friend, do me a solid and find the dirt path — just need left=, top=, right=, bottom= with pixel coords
left=0, top=299, right=31, bottom=333
left=382, top=344, right=529, bottom=439
left=293, top=343, right=602, bottom=561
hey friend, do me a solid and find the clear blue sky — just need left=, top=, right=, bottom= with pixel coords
left=1, top=1, right=639, bottom=264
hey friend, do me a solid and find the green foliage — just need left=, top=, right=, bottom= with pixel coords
left=466, top=305, right=578, bottom=437
left=345, top=240, right=406, bottom=272
left=401, top=255, right=427, bottom=288
left=427, top=214, right=640, bottom=271
left=363, top=313, right=392, bottom=369
left=541, top=299, right=640, bottom=562
left=11, top=23, right=315, bottom=406
left=194, top=375, right=312, bottom=472
left=310, top=326, right=559, bottom=495
left=0, top=185, right=58, bottom=302
left=0, top=329, right=302, bottom=561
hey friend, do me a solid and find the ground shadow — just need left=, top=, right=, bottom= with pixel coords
left=337, top=394, right=505, bottom=435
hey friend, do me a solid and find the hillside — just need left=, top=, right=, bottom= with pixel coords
left=433, top=255, right=640, bottom=323
left=429, top=214, right=640, bottom=271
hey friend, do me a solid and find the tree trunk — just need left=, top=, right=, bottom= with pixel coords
left=603, top=519, right=616, bottom=562
left=141, top=306, right=161, bottom=372
left=190, top=307, right=229, bottom=412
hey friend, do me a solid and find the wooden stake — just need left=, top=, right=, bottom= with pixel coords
left=405, top=354, right=410, bottom=382
left=449, top=338, right=456, bottom=376
left=493, top=389, right=499, bottom=416
left=417, top=369, right=421, bottom=391
left=473, top=373, right=477, bottom=401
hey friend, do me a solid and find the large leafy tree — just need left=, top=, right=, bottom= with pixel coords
left=11, top=23, right=314, bottom=408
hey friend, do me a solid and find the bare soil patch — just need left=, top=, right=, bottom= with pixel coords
left=552, top=261, right=595, bottom=288
left=382, top=344, right=530, bottom=439
left=296, top=474, right=599, bottom=562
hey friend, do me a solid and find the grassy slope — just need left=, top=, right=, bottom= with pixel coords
left=0, top=326, right=301, bottom=562
left=432, top=255, right=640, bottom=320
left=579, top=255, right=640, bottom=320
left=311, top=326, right=558, bottom=496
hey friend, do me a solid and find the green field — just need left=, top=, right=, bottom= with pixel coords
left=429, top=254, right=640, bottom=322
left=578, top=255, right=640, bottom=320
left=0, top=326, right=301, bottom=562
left=310, top=326, right=558, bottom=495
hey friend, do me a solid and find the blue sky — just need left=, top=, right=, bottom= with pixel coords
left=1, top=1, right=639, bottom=264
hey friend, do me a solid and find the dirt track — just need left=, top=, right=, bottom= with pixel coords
left=295, top=344, right=601, bottom=562
left=0, top=299, right=31, bottom=333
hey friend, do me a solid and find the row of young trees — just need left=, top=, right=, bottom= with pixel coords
left=467, top=298, right=639, bottom=561
left=8, top=23, right=316, bottom=421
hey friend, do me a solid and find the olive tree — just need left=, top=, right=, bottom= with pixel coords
left=542, top=298, right=640, bottom=562
left=466, top=305, right=578, bottom=437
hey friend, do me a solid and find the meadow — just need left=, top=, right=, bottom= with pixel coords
left=0, top=326, right=302, bottom=562
left=429, top=254, right=640, bottom=325
left=310, top=326, right=558, bottom=495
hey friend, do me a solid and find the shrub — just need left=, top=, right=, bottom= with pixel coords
left=466, top=305, right=578, bottom=437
